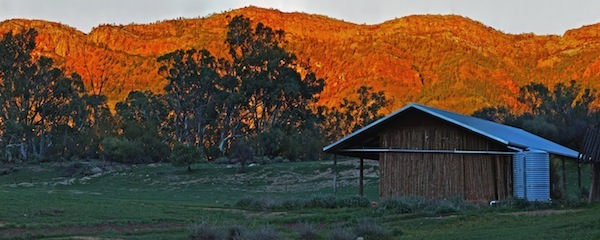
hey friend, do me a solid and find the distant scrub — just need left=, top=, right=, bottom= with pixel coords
left=236, top=194, right=588, bottom=216
left=189, top=219, right=392, bottom=240
left=353, top=218, right=390, bottom=240
left=189, top=222, right=221, bottom=240
left=170, top=143, right=205, bottom=171
left=234, top=195, right=485, bottom=214
left=188, top=223, right=281, bottom=240
left=212, top=156, right=291, bottom=165
left=100, top=138, right=146, bottom=164
left=235, top=194, right=371, bottom=211
left=293, top=223, right=320, bottom=240
left=326, top=227, right=355, bottom=240
left=374, top=196, right=478, bottom=216
left=326, top=218, right=392, bottom=240
left=492, top=197, right=588, bottom=211
left=375, top=196, right=427, bottom=215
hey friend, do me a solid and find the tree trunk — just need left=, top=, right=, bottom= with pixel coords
left=589, top=163, right=600, bottom=202
left=19, top=141, right=27, bottom=160
left=359, top=158, right=364, bottom=196
left=561, top=158, right=567, bottom=197
left=333, top=154, right=337, bottom=195
left=39, top=124, right=46, bottom=157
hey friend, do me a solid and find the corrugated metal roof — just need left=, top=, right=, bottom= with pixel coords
left=323, top=103, right=579, bottom=159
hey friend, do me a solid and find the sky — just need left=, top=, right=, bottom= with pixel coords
left=0, top=0, right=599, bottom=35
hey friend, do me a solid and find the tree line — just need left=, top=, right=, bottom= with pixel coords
left=473, top=80, right=598, bottom=151
left=473, top=81, right=600, bottom=201
left=0, top=16, right=388, bottom=169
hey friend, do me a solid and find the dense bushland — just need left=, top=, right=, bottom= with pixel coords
left=0, top=17, right=385, bottom=166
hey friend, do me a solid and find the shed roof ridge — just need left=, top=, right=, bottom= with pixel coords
left=323, top=103, right=579, bottom=159
left=409, top=103, right=511, bottom=145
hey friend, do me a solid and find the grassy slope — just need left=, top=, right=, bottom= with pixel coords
left=0, top=159, right=599, bottom=239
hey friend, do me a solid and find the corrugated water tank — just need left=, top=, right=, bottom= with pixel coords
left=513, top=152, right=525, bottom=199
left=512, top=150, right=550, bottom=201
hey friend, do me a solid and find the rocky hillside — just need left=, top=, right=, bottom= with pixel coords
left=2, top=6, right=600, bottom=114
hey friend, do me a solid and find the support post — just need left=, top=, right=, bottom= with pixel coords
left=590, top=163, right=600, bottom=202
left=333, top=154, right=337, bottom=195
left=561, top=158, right=567, bottom=197
left=359, top=158, right=364, bottom=196
left=578, top=163, right=582, bottom=190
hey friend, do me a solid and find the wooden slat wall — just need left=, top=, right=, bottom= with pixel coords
left=379, top=116, right=513, bottom=202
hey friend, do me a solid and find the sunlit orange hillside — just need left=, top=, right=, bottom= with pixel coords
left=2, top=6, right=600, bottom=114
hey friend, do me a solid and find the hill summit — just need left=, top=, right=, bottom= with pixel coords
left=2, top=6, right=600, bottom=114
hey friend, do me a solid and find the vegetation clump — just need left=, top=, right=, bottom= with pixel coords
left=293, top=223, right=320, bottom=240
left=235, top=194, right=372, bottom=211
left=189, top=222, right=222, bottom=240
left=326, top=227, right=356, bottom=240
left=374, top=196, right=478, bottom=216
left=353, top=218, right=390, bottom=240
left=189, top=223, right=281, bottom=240
left=101, top=137, right=145, bottom=164
left=170, top=143, right=205, bottom=172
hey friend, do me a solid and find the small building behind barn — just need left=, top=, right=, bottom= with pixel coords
left=323, top=103, right=578, bottom=202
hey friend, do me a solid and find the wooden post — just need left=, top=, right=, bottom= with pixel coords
left=333, top=154, right=338, bottom=195
left=359, top=158, right=364, bottom=196
left=578, top=163, right=582, bottom=190
left=590, top=163, right=600, bottom=202
left=561, top=158, right=567, bottom=197
left=492, top=157, right=499, bottom=200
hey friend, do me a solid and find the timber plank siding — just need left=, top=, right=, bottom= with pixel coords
left=379, top=111, right=512, bottom=202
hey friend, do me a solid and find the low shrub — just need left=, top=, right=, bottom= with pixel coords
left=189, top=222, right=283, bottom=240
left=235, top=196, right=255, bottom=209
left=294, top=223, right=320, bottom=240
left=391, top=227, right=404, bottom=237
left=282, top=197, right=306, bottom=210
left=61, top=162, right=99, bottom=178
left=306, top=194, right=337, bottom=209
left=243, top=226, right=281, bottom=240
left=354, top=218, right=390, bottom=240
left=498, top=197, right=558, bottom=211
left=432, top=201, right=460, bottom=215
left=226, top=225, right=246, bottom=240
left=375, top=196, right=482, bottom=216
left=170, top=143, right=204, bottom=171
left=375, top=196, right=427, bottom=215
left=189, top=222, right=222, bottom=240
left=327, top=227, right=356, bottom=240
left=236, top=195, right=375, bottom=211
left=256, top=198, right=282, bottom=211
left=234, top=196, right=282, bottom=211
left=101, top=137, right=145, bottom=163
left=427, top=197, right=478, bottom=215
left=252, top=156, right=271, bottom=165
left=212, top=156, right=234, bottom=165
left=339, top=195, right=371, bottom=208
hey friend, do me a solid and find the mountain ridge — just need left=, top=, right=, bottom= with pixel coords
left=2, top=6, right=600, bottom=114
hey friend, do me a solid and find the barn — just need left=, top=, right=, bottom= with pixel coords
left=323, top=103, right=578, bottom=202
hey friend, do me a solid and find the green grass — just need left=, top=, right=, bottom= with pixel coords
left=398, top=206, right=600, bottom=240
left=1, top=158, right=599, bottom=239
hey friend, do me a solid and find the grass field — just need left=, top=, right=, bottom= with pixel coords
left=1, top=158, right=599, bottom=239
